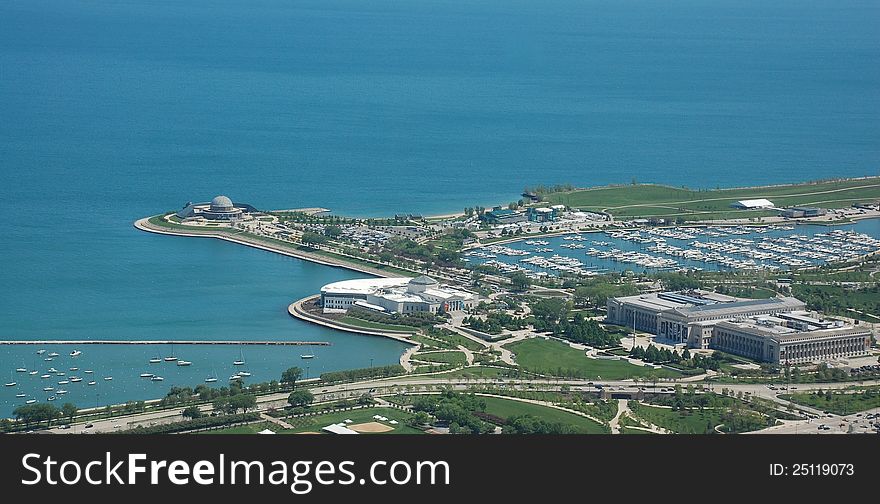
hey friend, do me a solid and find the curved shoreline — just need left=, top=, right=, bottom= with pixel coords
left=134, top=217, right=401, bottom=279
left=288, top=295, right=419, bottom=347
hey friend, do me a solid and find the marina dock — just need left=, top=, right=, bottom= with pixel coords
left=0, top=340, right=330, bottom=346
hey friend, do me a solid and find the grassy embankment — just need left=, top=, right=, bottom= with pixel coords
left=779, top=387, right=880, bottom=415
left=479, top=396, right=607, bottom=434
left=506, top=338, right=681, bottom=380
left=545, top=178, right=880, bottom=221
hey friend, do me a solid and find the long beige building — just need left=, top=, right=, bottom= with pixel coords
left=713, top=315, right=871, bottom=365
left=606, top=290, right=870, bottom=364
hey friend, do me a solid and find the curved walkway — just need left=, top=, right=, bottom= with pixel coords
left=134, top=217, right=401, bottom=278
left=288, top=296, right=419, bottom=347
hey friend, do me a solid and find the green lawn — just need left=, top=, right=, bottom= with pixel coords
left=280, top=408, right=424, bottom=434
left=546, top=178, right=880, bottom=219
left=780, top=387, right=880, bottom=415
left=506, top=338, right=681, bottom=379
left=413, top=351, right=468, bottom=366
left=479, top=396, right=608, bottom=434
left=429, top=331, right=486, bottom=352
left=432, top=366, right=530, bottom=380
left=199, top=422, right=280, bottom=435
left=620, top=426, right=658, bottom=434
left=198, top=409, right=424, bottom=435
left=628, top=403, right=721, bottom=434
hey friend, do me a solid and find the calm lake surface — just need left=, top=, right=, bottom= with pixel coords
left=1, top=0, right=878, bottom=416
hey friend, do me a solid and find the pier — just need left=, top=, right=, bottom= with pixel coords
left=0, top=340, right=330, bottom=346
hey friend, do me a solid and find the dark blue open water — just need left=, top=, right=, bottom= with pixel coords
left=1, top=0, right=878, bottom=415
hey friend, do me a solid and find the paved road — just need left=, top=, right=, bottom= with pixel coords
left=46, top=375, right=880, bottom=434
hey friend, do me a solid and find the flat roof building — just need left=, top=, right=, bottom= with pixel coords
left=712, top=316, right=870, bottom=364
left=320, top=276, right=479, bottom=315
left=485, top=208, right=527, bottom=225
left=607, top=290, right=807, bottom=349
left=731, top=198, right=774, bottom=209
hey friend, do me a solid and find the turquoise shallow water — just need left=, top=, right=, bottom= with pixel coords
left=1, top=0, right=879, bottom=416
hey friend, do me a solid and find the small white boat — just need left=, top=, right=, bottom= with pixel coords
left=36, top=349, right=46, bottom=355
left=176, top=360, right=192, bottom=367
left=140, top=373, right=154, bottom=378
left=84, top=370, right=94, bottom=374
left=69, top=367, right=79, bottom=371
left=47, top=396, right=56, bottom=401
left=55, top=372, right=65, bottom=376
left=40, top=374, right=51, bottom=379
left=15, top=367, right=27, bottom=373
left=229, top=375, right=242, bottom=381
left=43, top=386, right=54, bottom=392
left=236, top=371, right=251, bottom=377
left=150, top=376, right=165, bottom=382
left=4, top=382, right=15, bottom=387
left=48, top=352, right=59, bottom=358
left=300, top=354, right=315, bottom=359
left=26, top=399, right=37, bottom=404
left=70, top=377, right=82, bottom=383
left=28, top=371, right=38, bottom=375
left=15, top=393, right=26, bottom=398
left=58, top=380, right=69, bottom=385
left=233, top=360, right=245, bottom=366
left=87, top=381, right=97, bottom=386
left=48, top=367, right=59, bottom=373
left=57, top=389, right=68, bottom=395
left=69, top=350, right=82, bottom=357
left=44, top=357, right=54, bottom=362
left=104, top=376, right=113, bottom=381
left=149, top=357, right=162, bottom=364
left=204, top=377, right=218, bottom=383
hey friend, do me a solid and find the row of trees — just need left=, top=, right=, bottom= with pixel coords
left=530, top=298, right=619, bottom=347
left=463, top=312, right=527, bottom=334
left=630, top=345, right=722, bottom=371
left=11, top=403, right=78, bottom=430
left=411, top=391, right=492, bottom=434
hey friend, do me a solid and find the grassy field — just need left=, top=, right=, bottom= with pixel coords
left=413, top=351, right=468, bottom=366
left=779, top=387, right=880, bottom=415
left=199, top=409, right=423, bottom=435
left=629, top=403, right=721, bottom=434
left=280, top=408, right=424, bottom=434
left=545, top=178, right=880, bottom=219
left=430, top=331, right=486, bottom=352
left=479, top=396, right=608, bottom=434
left=199, top=422, right=280, bottom=435
left=506, top=338, right=681, bottom=379
left=431, top=366, right=532, bottom=379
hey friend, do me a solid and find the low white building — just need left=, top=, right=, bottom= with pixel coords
left=320, top=275, right=478, bottom=314
left=731, top=198, right=775, bottom=209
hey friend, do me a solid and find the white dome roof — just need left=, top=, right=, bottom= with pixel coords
left=210, top=195, right=234, bottom=210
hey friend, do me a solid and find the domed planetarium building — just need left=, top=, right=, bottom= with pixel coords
left=175, top=195, right=256, bottom=221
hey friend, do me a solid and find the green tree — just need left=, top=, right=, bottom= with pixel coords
left=288, top=390, right=315, bottom=408
left=510, top=272, right=531, bottom=292
left=281, top=367, right=303, bottom=388
left=61, top=403, right=78, bottom=424
left=182, top=406, right=203, bottom=420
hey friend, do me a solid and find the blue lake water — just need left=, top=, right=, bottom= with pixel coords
left=1, top=0, right=879, bottom=416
